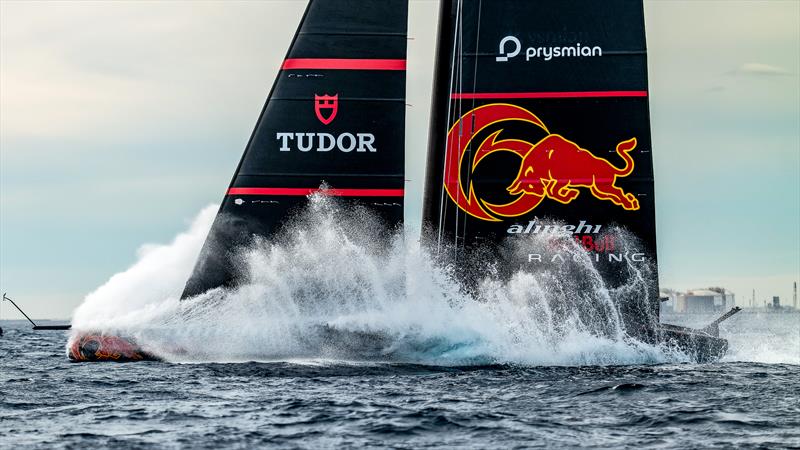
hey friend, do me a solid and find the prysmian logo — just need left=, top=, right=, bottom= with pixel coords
left=496, top=35, right=602, bottom=62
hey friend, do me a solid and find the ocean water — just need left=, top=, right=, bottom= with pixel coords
left=2, top=198, right=799, bottom=448
left=1, top=316, right=799, bottom=449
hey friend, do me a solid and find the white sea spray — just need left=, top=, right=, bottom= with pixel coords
left=68, top=195, right=795, bottom=365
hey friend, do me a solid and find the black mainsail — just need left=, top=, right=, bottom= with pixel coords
left=69, top=0, right=409, bottom=362
left=423, top=0, right=740, bottom=359
left=182, top=0, right=409, bottom=298
left=424, top=0, right=658, bottom=325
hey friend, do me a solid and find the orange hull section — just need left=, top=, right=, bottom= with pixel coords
left=68, top=334, right=158, bottom=362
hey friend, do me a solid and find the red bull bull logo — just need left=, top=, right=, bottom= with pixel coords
left=443, top=103, right=640, bottom=222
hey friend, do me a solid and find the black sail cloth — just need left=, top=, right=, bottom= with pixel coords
left=423, top=0, right=658, bottom=337
left=182, top=0, right=409, bottom=299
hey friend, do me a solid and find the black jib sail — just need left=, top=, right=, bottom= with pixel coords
left=182, top=0, right=409, bottom=298
left=423, top=1, right=658, bottom=322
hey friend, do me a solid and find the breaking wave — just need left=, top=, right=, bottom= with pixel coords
left=70, top=195, right=690, bottom=365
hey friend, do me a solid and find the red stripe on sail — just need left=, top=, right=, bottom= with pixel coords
left=227, top=188, right=404, bottom=197
left=282, top=58, right=407, bottom=71
left=450, top=91, right=648, bottom=99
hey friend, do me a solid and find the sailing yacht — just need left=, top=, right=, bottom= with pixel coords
left=68, top=0, right=738, bottom=363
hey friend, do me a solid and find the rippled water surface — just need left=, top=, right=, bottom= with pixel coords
left=3, top=202, right=799, bottom=448
left=2, top=315, right=798, bottom=449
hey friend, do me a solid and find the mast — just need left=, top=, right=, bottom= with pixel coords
left=182, top=0, right=409, bottom=298
left=423, top=0, right=458, bottom=248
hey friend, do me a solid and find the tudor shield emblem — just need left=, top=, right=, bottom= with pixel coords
left=314, top=94, right=338, bottom=125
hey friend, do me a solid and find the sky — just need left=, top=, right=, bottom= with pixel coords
left=1, top=0, right=798, bottom=319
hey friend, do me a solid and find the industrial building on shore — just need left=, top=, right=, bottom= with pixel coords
left=661, top=283, right=799, bottom=314
left=660, top=288, right=734, bottom=314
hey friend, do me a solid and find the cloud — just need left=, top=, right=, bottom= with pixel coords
left=732, top=63, right=794, bottom=76
left=703, top=85, right=726, bottom=93
left=0, top=1, right=305, bottom=140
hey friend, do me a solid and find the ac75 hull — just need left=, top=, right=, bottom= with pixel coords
left=67, top=325, right=730, bottom=363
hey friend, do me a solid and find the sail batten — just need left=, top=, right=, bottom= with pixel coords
left=450, top=91, right=648, bottom=99
left=282, top=58, right=407, bottom=71
left=227, top=188, right=404, bottom=197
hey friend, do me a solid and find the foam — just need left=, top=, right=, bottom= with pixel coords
left=69, top=195, right=795, bottom=366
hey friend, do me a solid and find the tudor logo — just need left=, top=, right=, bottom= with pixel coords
left=275, top=93, right=378, bottom=152
left=314, top=94, right=338, bottom=125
